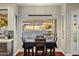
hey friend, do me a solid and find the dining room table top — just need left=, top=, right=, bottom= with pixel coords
left=23, top=38, right=55, bottom=43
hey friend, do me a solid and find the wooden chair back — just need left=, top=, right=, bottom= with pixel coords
left=35, top=38, right=46, bottom=48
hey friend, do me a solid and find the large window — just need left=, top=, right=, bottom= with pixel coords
left=22, top=19, right=56, bottom=35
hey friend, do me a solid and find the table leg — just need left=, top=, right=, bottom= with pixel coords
left=46, top=49, right=47, bottom=56
left=43, top=49, right=44, bottom=56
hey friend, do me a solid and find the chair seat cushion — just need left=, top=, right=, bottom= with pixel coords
left=46, top=42, right=57, bottom=48
left=23, top=42, right=35, bottom=49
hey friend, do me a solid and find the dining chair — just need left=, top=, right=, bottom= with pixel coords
left=22, top=37, right=34, bottom=56
left=46, top=42, right=55, bottom=56
left=46, top=35, right=57, bottom=56
left=35, top=38, right=46, bottom=56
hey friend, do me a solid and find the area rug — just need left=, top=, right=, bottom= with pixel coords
left=16, top=52, right=65, bottom=56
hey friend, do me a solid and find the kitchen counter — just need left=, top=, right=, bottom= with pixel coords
left=0, top=39, right=13, bottom=43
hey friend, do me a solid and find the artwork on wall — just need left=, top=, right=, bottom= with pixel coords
left=4, top=30, right=14, bottom=39
left=0, top=9, right=8, bottom=28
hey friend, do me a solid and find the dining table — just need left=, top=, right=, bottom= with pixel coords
left=23, top=38, right=56, bottom=56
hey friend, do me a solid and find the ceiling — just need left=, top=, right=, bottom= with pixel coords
left=17, top=3, right=64, bottom=6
